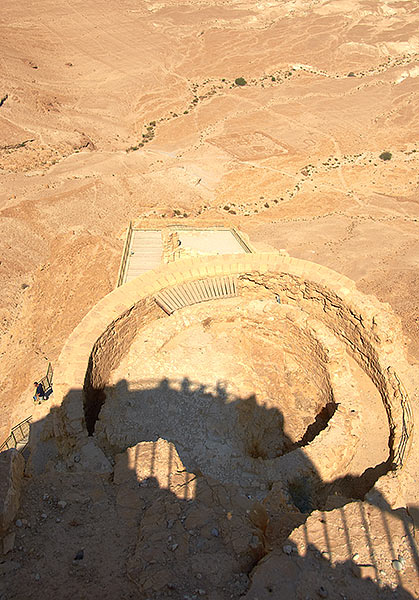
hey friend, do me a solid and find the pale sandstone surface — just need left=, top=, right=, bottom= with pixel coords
left=245, top=501, right=418, bottom=599
left=0, top=259, right=417, bottom=598
left=24, top=252, right=412, bottom=597
left=116, top=439, right=266, bottom=598
left=97, top=297, right=387, bottom=491
left=0, top=438, right=267, bottom=599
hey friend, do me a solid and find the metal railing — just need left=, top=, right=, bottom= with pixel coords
left=392, top=370, right=414, bottom=469
left=0, top=362, right=53, bottom=453
left=116, top=221, right=134, bottom=287
left=0, top=416, right=32, bottom=452
left=230, top=227, right=253, bottom=253
left=37, top=361, right=54, bottom=398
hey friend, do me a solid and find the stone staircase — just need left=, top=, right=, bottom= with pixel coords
left=125, top=230, right=163, bottom=283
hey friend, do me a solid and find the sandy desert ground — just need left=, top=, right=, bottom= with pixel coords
left=0, top=0, right=418, bottom=457
left=1, top=1, right=419, bottom=598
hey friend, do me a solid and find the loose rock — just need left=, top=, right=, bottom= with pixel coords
left=2, top=531, right=16, bottom=554
left=392, top=559, right=403, bottom=572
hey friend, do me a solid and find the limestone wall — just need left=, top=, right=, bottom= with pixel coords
left=51, top=254, right=414, bottom=474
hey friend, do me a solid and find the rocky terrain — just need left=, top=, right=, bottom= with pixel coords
left=0, top=0, right=418, bottom=438
left=0, top=0, right=418, bottom=598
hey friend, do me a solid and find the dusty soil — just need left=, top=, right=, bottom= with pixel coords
left=1, top=0, right=418, bottom=442
left=0, top=1, right=418, bottom=596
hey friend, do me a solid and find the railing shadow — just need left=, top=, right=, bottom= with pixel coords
left=90, top=377, right=419, bottom=596
left=1, top=376, right=417, bottom=599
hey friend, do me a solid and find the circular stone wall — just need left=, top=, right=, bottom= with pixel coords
left=52, top=253, right=414, bottom=498
left=94, top=298, right=361, bottom=491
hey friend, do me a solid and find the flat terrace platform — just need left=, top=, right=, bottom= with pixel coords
left=117, top=226, right=251, bottom=286
left=177, top=229, right=248, bottom=255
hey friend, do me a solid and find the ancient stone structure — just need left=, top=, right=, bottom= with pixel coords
left=50, top=253, right=413, bottom=496
left=7, top=252, right=417, bottom=598
left=0, top=449, right=24, bottom=535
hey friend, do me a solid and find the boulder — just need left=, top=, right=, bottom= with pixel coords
left=0, top=449, right=25, bottom=534
left=75, top=439, right=113, bottom=476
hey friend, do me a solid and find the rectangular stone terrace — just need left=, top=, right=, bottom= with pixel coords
left=117, top=225, right=253, bottom=286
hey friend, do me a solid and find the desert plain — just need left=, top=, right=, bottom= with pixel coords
left=0, top=0, right=418, bottom=598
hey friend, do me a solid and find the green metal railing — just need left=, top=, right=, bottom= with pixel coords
left=0, top=416, right=32, bottom=452
left=0, top=362, right=54, bottom=454
left=116, top=221, right=134, bottom=287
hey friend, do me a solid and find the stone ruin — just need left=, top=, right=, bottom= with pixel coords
left=1, top=252, right=417, bottom=598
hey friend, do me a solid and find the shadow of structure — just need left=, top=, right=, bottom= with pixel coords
left=1, top=377, right=418, bottom=600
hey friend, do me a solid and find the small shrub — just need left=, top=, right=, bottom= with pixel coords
left=234, top=77, right=247, bottom=86
left=271, top=76, right=275, bottom=81
left=379, top=151, right=392, bottom=161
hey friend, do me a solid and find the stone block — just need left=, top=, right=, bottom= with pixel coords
left=0, top=449, right=25, bottom=534
left=1, top=531, right=15, bottom=554
left=76, top=439, right=113, bottom=476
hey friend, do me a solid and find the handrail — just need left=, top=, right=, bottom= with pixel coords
left=38, top=361, right=54, bottom=395
left=0, top=362, right=53, bottom=453
left=392, top=370, right=414, bottom=469
left=0, top=415, right=32, bottom=453
left=230, top=227, right=253, bottom=253
left=116, top=221, right=134, bottom=287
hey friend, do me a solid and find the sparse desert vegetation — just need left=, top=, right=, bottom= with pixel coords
left=379, top=151, right=392, bottom=161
